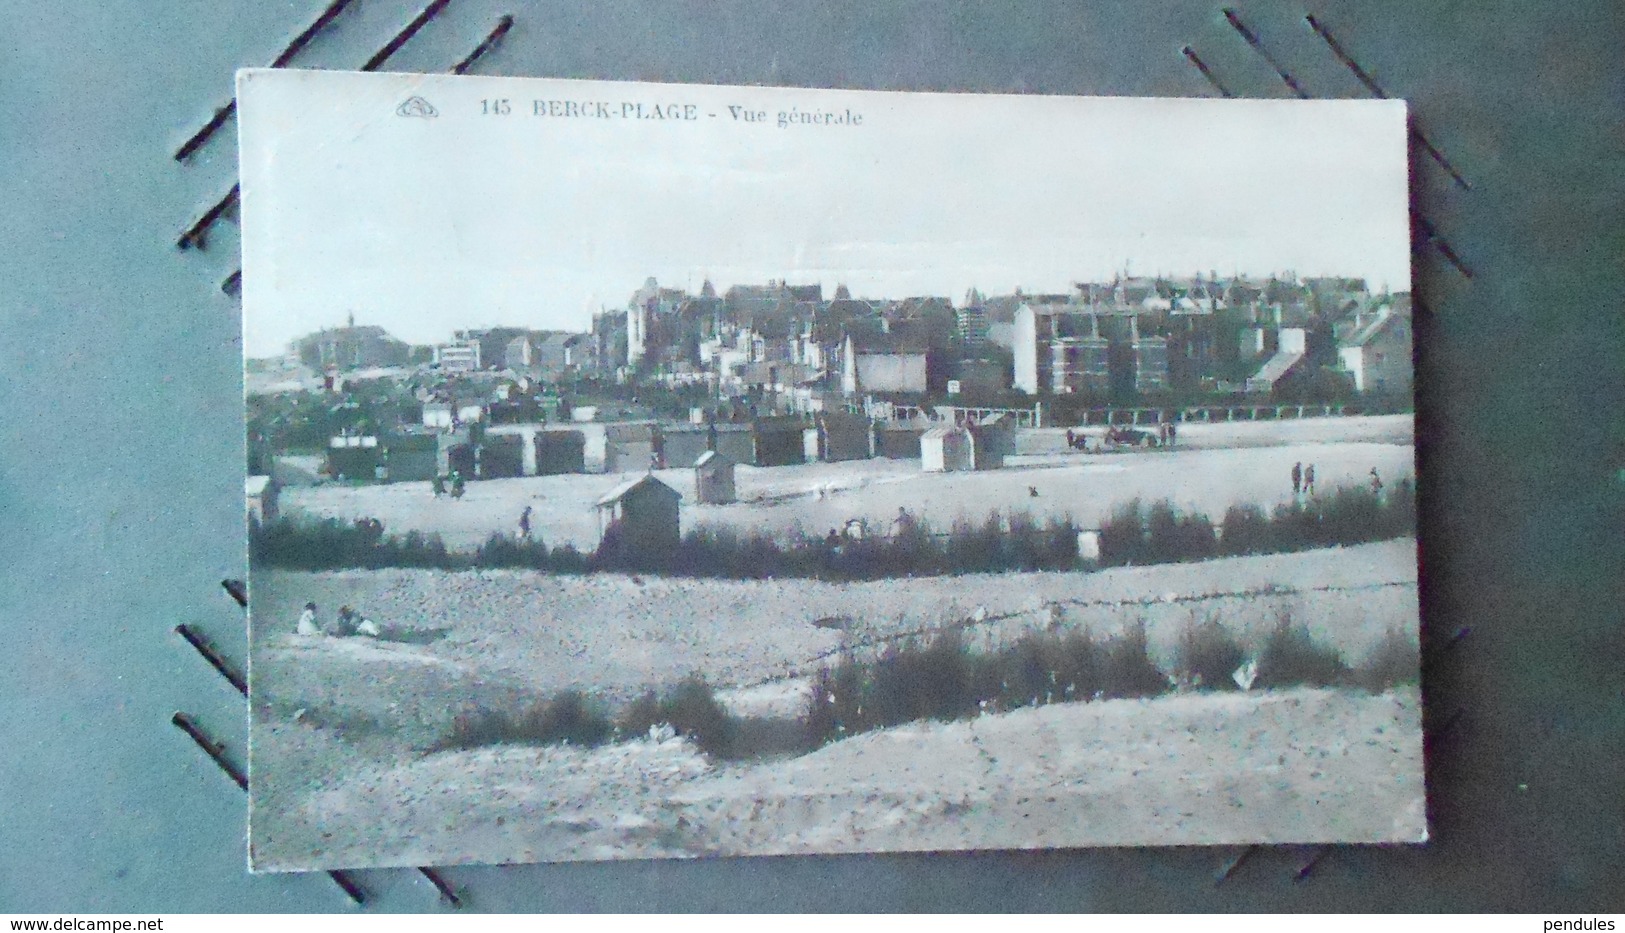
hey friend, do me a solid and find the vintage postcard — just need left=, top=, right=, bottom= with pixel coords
left=238, top=68, right=1423, bottom=871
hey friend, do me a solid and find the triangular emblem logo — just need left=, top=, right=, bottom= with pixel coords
left=396, top=96, right=438, bottom=118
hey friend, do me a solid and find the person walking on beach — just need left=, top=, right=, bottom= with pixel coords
left=1369, top=467, right=1384, bottom=497
left=518, top=505, right=533, bottom=540
left=450, top=470, right=465, bottom=500
left=432, top=474, right=446, bottom=498
left=1167, top=419, right=1177, bottom=447
left=1291, top=461, right=1303, bottom=496
left=823, top=528, right=842, bottom=574
left=1303, top=463, right=1316, bottom=495
left=891, top=506, right=915, bottom=538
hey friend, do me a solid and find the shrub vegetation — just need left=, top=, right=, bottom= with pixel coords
left=614, top=676, right=737, bottom=757
left=1350, top=624, right=1419, bottom=692
left=804, top=607, right=1418, bottom=748
left=1255, top=609, right=1350, bottom=689
left=1097, top=481, right=1414, bottom=567
left=1173, top=611, right=1247, bottom=691
left=434, top=689, right=613, bottom=752
left=434, top=678, right=746, bottom=758
left=253, top=481, right=1412, bottom=578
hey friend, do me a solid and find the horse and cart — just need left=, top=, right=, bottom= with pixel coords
left=1066, top=424, right=1168, bottom=452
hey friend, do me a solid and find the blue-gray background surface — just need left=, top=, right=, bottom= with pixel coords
left=1, top=0, right=1621, bottom=913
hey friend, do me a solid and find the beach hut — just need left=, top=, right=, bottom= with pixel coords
left=921, top=425, right=974, bottom=472
left=694, top=451, right=737, bottom=505
left=968, top=413, right=1016, bottom=470
left=874, top=423, right=926, bottom=460
left=818, top=413, right=873, bottom=462
left=245, top=475, right=278, bottom=525
left=658, top=424, right=711, bottom=472
left=479, top=434, right=525, bottom=479
left=443, top=441, right=476, bottom=479
left=384, top=433, right=439, bottom=482
left=436, top=428, right=472, bottom=475
left=595, top=475, right=682, bottom=563
left=1077, top=529, right=1102, bottom=565
left=534, top=430, right=586, bottom=475
left=712, top=423, right=755, bottom=465
left=753, top=417, right=806, bottom=467
left=604, top=422, right=657, bottom=473
left=325, top=433, right=380, bottom=481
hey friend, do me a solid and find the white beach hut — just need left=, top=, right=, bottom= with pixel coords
left=920, top=425, right=974, bottom=473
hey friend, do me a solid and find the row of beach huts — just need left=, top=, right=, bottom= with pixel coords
left=318, top=413, right=1019, bottom=485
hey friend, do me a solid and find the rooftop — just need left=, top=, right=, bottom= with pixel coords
left=595, top=474, right=681, bottom=507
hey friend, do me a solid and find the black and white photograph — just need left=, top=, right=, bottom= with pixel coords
left=238, top=69, right=1423, bottom=872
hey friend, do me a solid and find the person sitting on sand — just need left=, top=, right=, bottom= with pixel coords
left=333, top=605, right=357, bottom=637
left=296, top=602, right=320, bottom=636
left=353, top=612, right=381, bottom=638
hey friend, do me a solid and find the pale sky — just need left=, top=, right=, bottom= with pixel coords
left=237, top=69, right=1411, bottom=357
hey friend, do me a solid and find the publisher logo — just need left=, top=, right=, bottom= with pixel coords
left=396, top=96, right=438, bottom=118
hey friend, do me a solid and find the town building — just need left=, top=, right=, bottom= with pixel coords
left=505, top=331, right=582, bottom=378
left=1015, top=303, right=1113, bottom=394
left=456, top=327, right=529, bottom=372
left=433, top=340, right=481, bottom=372
left=956, top=290, right=991, bottom=349
left=853, top=351, right=929, bottom=394
left=1246, top=327, right=1307, bottom=394
left=292, top=320, right=410, bottom=371
left=1131, top=316, right=1172, bottom=392
left=1338, top=306, right=1412, bottom=394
